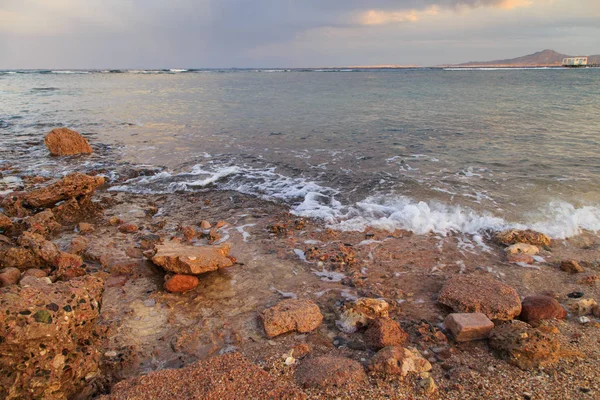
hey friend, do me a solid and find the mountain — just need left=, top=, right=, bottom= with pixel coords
left=454, top=49, right=600, bottom=67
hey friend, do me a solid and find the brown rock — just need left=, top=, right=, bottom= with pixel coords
left=18, top=231, right=60, bottom=265
left=53, top=196, right=102, bottom=225
left=181, top=225, right=196, bottom=241
left=507, top=253, right=535, bottom=264
left=505, top=243, right=539, bottom=255
left=19, top=275, right=52, bottom=287
left=101, top=352, right=304, bottom=400
left=336, top=297, right=390, bottom=333
left=164, top=274, right=199, bottom=293
left=151, top=241, right=233, bottom=275
left=23, top=210, right=60, bottom=237
left=77, top=222, right=95, bottom=233
left=364, top=318, right=408, bottom=350
left=0, top=275, right=104, bottom=400
left=118, top=223, right=138, bottom=233
left=0, top=192, right=30, bottom=218
left=0, top=267, right=21, bottom=286
left=593, top=304, right=600, bottom=318
left=262, top=299, right=323, bottom=338
left=295, top=356, right=366, bottom=389
left=488, top=320, right=561, bottom=370
left=23, top=173, right=104, bottom=209
left=215, top=220, right=227, bottom=229
left=69, top=236, right=90, bottom=254
left=200, top=220, right=212, bottom=229
left=0, top=212, right=12, bottom=231
left=22, top=268, right=48, bottom=278
left=520, top=296, right=567, bottom=323
left=443, top=313, right=494, bottom=342
left=369, top=346, right=432, bottom=376
left=495, top=229, right=551, bottom=246
left=0, top=247, right=42, bottom=270
left=568, top=298, right=598, bottom=316
left=560, top=260, right=584, bottom=273
left=291, top=343, right=312, bottom=359
left=108, top=216, right=122, bottom=226
left=438, top=275, right=522, bottom=320
left=44, top=127, right=93, bottom=156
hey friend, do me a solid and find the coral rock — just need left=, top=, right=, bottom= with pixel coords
left=369, top=346, right=432, bottom=377
left=23, top=173, right=104, bottom=209
left=164, top=274, right=199, bottom=293
left=152, top=241, right=233, bottom=275
left=495, top=230, right=551, bottom=246
left=336, top=297, right=390, bottom=333
left=520, top=296, right=567, bottom=323
left=295, top=356, right=366, bottom=389
left=44, top=127, right=93, bottom=156
left=262, top=299, right=323, bottom=338
left=364, top=318, right=409, bottom=349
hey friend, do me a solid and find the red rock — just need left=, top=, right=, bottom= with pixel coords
left=200, top=220, right=212, bottom=229
left=438, top=275, right=522, bottom=320
left=22, top=173, right=104, bottom=209
left=52, top=196, right=102, bottom=225
left=69, top=236, right=90, bottom=254
left=0, top=192, right=30, bottom=218
left=291, top=343, right=312, bottom=359
left=164, top=274, right=199, bottom=293
left=44, top=127, right=93, bottom=156
left=101, top=352, right=304, bottom=400
left=0, top=247, right=42, bottom=270
left=108, top=216, right=122, bottom=226
left=17, top=231, right=60, bottom=265
left=520, top=296, right=567, bottom=323
left=295, top=356, right=366, bottom=389
left=507, top=253, right=535, bottom=264
left=262, top=299, right=323, bottom=338
left=77, top=222, right=95, bottom=233
left=0, top=212, right=12, bottom=231
left=181, top=225, right=196, bottom=241
left=560, top=260, right=584, bottom=273
left=0, top=267, right=21, bottom=286
left=495, top=230, right=551, bottom=246
left=118, top=223, right=138, bottom=233
left=22, top=268, right=47, bottom=278
left=151, top=241, right=234, bottom=275
left=443, top=313, right=494, bottom=342
left=369, top=346, right=432, bottom=376
left=215, top=220, right=227, bottom=229
left=23, top=210, right=60, bottom=237
left=364, top=318, right=408, bottom=349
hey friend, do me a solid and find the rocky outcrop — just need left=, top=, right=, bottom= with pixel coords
left=295, top=356, right=366, bottom=389
left=0, top=275, right=104, bottom=399
left=495, top=230, right=551, bottom=246
left=151, top=241, right=233, bottom=275
left=438, top=275, right=522, bottom=320
left=369, top=346, right=432, bottom=377
left=22, top=173, right=104, bottom=209
left=102, top=352, right=305, bottom=399
left=44, top=127, right=93, bottom=156
left=519, top=296, right=567, bottom=323
left=262, top=299, right=323, bottom=338
left=336, top=298, right=389, bottom=333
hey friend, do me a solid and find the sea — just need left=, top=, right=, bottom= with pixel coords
left=1, top=68, right=599, bottom=239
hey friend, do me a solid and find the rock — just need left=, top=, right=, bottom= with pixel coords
left=520, top=296, right=567, bottom=323
left=438, top=275, right=522, bottom=320
left=336, top=297, right=389, bottom=333
left=593, top=304, right=600, bottom=318
left=369, top=346, right=432, bottom=377
left=181, top=225, right=196, bottom=241
left=164, top=274, right=199, bottom=293
left=23, top=210, right=60, bottom=237
left=151, top=241, right=234, bottom=275
left=262, top=299, right=323, bottom=338
left=22, top=173, right=104, bottom=209
left=505, top=243, right=539, bottom=255
left=44, top=127, right=93, bottom=156
left=69, top=236, right=90, bottom=254
left=19, top=275, right=52, bottom=287
left=488, top=320, right=561, bottom=370
left=77, top=222, right=95, bottom=233
left=560, top=260, right=584, bottom=273
left=0, top=267, right=21, bottom=286
left=568, top=298, right=598, bottom=316
left=22, top=268, right=47, bottom=278
left=579, top=316, right=591, bottom=325
left=291, top=343, right=312, bottom=359
left=101, top=352, right=304, bottom=400
left=52, top=196, right=103, bottom=225
left=108, top=216, right=122, bottom=226
left=0, top=212, right=12, bottom=232
left=443, top=313, right=494, bottom=342
left=118, top=223, right=138, bottom=233
left=495, top=230, right=551, bottom=246
left=18, top=231, right=60, bottom=264
left=364, top=318, right=408, bottom=350
left=0, top=247, right=42, bottom=270
left=507, top=253, right=535, bottom=264
left=419, top=376, right=438, bottom=395
left=0, top=192, right=30, bottom=218
left=0, top=275, right=104, bottom=399
left=295, top=356, right=366, bottom=389
left=200, top=220, right=212, bottom=229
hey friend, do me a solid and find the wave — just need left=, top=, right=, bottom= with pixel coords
left=109, top=163, right=600, bottom=239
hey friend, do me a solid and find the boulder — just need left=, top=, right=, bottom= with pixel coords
left=488, top=320, right=561, bottom=370
left=0, top=247, right=43, bottom=270
left=364, top=318, right=408, bottom=350
left=336, top=298, right=389, bottom=333
left=44, top=127, right=93, bottom=156
left=295, top=356, right=366, bottom=389
left=0, top=267, right=21, bottom=286
left=520, top=296, right=567, bottom=323
left=443, top=313, right=494, bottom=342
left=22, top=173, right=104, bottom=209
left=369, top=346, right=432, bottom=377
left=262, top=299, right=323, bottom=338
left=101, top=352, right=304, bottom=400
left=151, top=241, right=233, bottom=275
left=0, top=275, right=104, bottom=399
left=495, top=230, right=551, bottom=246
left=505, top=243, right=539, bottom=255
left=22, top=268, right=48, bottom=278
left=164, top=274, right=199, bottom=293
left=0, top=212, right=12, bottom=232
left=560, top=260, right=584, bottom=273
left=438, top=275, right=521, bottom=320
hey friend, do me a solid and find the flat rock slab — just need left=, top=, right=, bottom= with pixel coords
left=262, top=299, right=323, bottom=338
left=152, top=241, right=233, bottom=275
left=438, top=275, right=522, bottom=320
left=102, top=352, right=305, bottom=400
left=295, top=356, right=366, bottom=389
left=443, top=313, right=494, bottom=342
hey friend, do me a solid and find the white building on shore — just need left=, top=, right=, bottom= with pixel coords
left=562, top=57, right=588, bottom=67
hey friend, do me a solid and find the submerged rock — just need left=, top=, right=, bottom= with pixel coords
left=151, top=241, right=233, bottom=275
left=101, top=352, right=304, bottom=399
left=295, top=356, right=366, bottom=389
left=495, top=230, right=551, bottom=247
left=438, top=275, right=521, bottom=320
left=262, top=299, right=323, bottom=338
left=44, top=127, right=93, bottom=156
left=0, top=275, right=104, bottom=399
left=369, top=346, right=432, bottom=377
left=520, top=296, right=567, bottom=323
left=336, top=297, right=390, bottom=333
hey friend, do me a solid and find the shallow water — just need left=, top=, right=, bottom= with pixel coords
left=1, top=69, right=599, bottom=237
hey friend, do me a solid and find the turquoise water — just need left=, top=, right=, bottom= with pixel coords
left=1, top=69, right=599, bottom=237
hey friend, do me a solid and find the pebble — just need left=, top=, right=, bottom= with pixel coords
left=578, top=316, right=591, bottom=325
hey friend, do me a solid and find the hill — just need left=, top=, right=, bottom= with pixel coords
left=455, top=49, right=600, bottom=67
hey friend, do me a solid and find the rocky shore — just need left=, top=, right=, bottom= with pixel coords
left=0, top=128, right=599, bottom=399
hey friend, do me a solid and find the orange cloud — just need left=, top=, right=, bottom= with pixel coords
left=361, top=6, right=440, bottom=25
left=497, top=0, right=534, bottom=9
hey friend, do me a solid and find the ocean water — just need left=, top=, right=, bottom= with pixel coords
left=1, top=68, right=599, bottom=238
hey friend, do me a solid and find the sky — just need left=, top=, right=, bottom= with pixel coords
left=0, top=0, right=599, bottom=68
